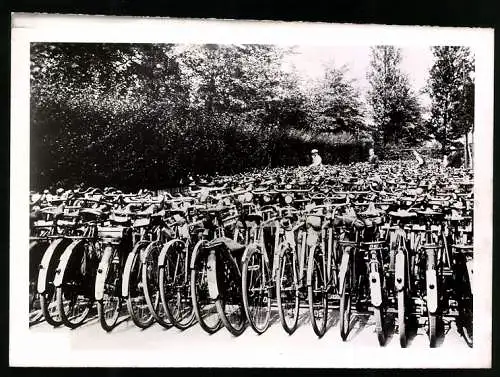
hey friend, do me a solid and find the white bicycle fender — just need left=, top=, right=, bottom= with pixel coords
left=369, top=270, right=383, bottom=307
left=338, top=251, right=350, bottom=294
left=95, top=246, right=114, bottom=301
left=37, top=238, right=65, bottom=294
left=121, top=252, right=136, bottom=297
left=306, top=247, right=317, bottom=286
left=121, top=241, right=149, bottom=297
left=242, top=243, right=264, bottom=265
left=206, top=252, right=219, bottom=300
left=426, top=269, right=438, bottom=313
left=53, top=240, right=81, bottom=287
left=394, top=251, right=406, bottom=292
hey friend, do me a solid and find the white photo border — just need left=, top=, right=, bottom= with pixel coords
left=10, top=13, right=494, bottom=368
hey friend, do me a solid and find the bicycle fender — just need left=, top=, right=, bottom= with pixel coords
left=95, top=246, right=114, bottom=301
left=466, top=259, right=473, bottom=295
left=338, top=250, right=351, bottom=294
left=190, top=240, right=208, bottom=270
left=53, top=240, right=81, bottom=288
left=306, top=247, right=317, bottom=286
left=206, top=252, right=219, bottom=300
left=394, top=251, right=406, bottom=292
left=140, top=240, right=157, bottom=264
left=369, top=270, right=383, bottom=307
left=159, top=239, right=181, bottom=268
left=426, top=269, right=438, bottom=313
left=121, top=241, right=148, bottom=297
left=121, top=251, right=136, bottom=297
left=37, top=238, right=64, bottom=294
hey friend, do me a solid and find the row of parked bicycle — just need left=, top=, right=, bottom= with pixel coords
left=29, top=161, right=473, bottom=348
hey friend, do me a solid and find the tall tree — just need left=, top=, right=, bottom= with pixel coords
left=367, top=46, right=424, bottom=151
left=426, top=46, right=474, bottom=151
left=307, top=63, right=367, bottom=139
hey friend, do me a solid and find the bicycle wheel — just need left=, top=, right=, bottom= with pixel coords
left=307, top=246, right=328, bottom=338
left=96, top=246, right=122, bottom=332
left=215, top=250, right=246, bottom=336
left=457, top=297, right=473, bottom=347
left=56, top=241, right=95, bottom=329
left=373, top=306, right=386, bottom=346
left=142, top=241, right=171, bottom=328
left=29, top=241, right=47, bottom=325
left=191, top=242, right=222, bottom=334
left=242, top=245, right=271, bottom=334
left=397, top=289, right=408, bottom=347
left=428, top=313, right=438, bottom=348
left=276, top=244, right=299, bottom=335
left=39, top=238, right=69, bottom=327
left=40, top=288, right=61, bottom=327
left=339, top=248, right=352, bottom=341
left=125, top=244, right=155, bottom=329
left=160, top=239, right=195, bottom=330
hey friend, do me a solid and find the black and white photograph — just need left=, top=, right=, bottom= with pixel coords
left=10, top=14, right=493, bottom=368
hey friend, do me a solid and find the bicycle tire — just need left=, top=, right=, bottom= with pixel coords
left=96, top=246, right=122, bottom=332
left=307, top=246, right=328, bottom=338
left=397, top=289, right=408, bottom=348
left=29, top=241, right=47, bottom=326
left=190, top=241, right=222, bottom=334
left=125, top=244, right=155, bottom=329
left=374, top=306, right=386, bottom=346
left=242, top=245, right=271, bottom=334
left=38, top=238, right=69, bottom=327
left=339, top=248, right=352, bottom=341
left=457, top=300, right=473, bottom=348
left=215, top=250, right=246, bottom=336
left=56, top=241, right=94, bottom=329
left=160, top=239, right=195, bottom=330
left=276, top=244, right=299, bottom=335
left=40, top=289, right=62, bottom=327
left=142, top=241, right=171, bottom=328
left=428, top=313, right=438, bottom=348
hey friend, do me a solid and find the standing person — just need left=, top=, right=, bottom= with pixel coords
left=412, top=149, right=426, bottom=168
left=446, top=146, right=463, bottom=168
left=367, top=148, right=380, bottom=167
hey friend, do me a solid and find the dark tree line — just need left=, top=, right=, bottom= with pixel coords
left=30, top=43, right=371, bottom=190
left=30, top=43, right=474, bottom=190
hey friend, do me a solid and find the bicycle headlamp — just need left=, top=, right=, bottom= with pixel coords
left=285, top=184, right=292, bottom=189
left=244, top=192, right=253, bottom=202
left=237, top=194, right=246, bottom=203
left=263, top=194, right=271, bottom=203
left=284, top=195, right=293, bottom=204
left=223, top=198, right=231, bottom=206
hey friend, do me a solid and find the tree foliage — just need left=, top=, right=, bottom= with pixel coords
left=306, top=64, right=368, bottom=139
left=30, top=43, right=369, bottom=190
left=426, top=46, right=474, bottom=151
left=367, top=46, right=425, bottom=151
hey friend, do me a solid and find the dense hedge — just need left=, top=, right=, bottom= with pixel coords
left=30, top=112, right=370, bottom=192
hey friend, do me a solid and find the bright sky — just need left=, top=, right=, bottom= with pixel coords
left=283, top=45, right=435, bottom=108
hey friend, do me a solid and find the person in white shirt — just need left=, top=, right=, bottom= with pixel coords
left=412, top=149, right=426, bottom=168
left=309, top=149, right=323, bottom=168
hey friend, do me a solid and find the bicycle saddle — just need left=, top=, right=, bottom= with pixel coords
left=79, top=208, right=104, bottom=220
left=388, top=210, right=417, bottom=219
left=414, top=208, right=443, bottom=217
left=333, top=215, right=365, bottom=229
left=109, top=213, right=131, bottom=225
left=358, top=203, right=384, bottom=218
left=207, top=237, right=246, bottom=254
left=306, top=215, right=322, bottom=230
